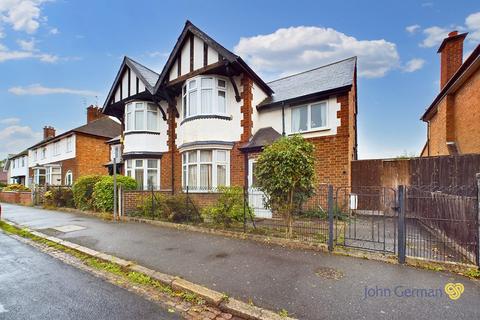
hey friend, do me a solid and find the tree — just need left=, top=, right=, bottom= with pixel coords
left=254, top=135, right=315, bottom=237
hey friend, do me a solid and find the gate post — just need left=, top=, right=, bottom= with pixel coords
left=397, top=185, right=406, bottom=264
left=328, top=184, right=334, bottom=252
left=476, top=173, right=480, bottom=267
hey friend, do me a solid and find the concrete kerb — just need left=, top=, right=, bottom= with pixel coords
left=1, top=218, right=295, bottom=320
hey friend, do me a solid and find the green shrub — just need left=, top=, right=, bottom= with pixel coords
left=202, top=186, right=250, bottom=227
left=72, top=175, right=102, bottom=210
left=134, top=193, right=200, bottom=223
left=92, top=175, right=137, bottom=212
left=3, top=184, right=30, bottom=192
left=44, top=187, right=74, bottom=208
left=298, top=206, right=349, bottom=221
left=0, top=182, right=7, bottom=190
left=135, top=194, right=168, bottom=219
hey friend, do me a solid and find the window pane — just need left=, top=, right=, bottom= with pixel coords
left=311, top=102, right=327, bottom=128
left=189, top=90, right=197, bottom=116
left=218, top=79, right=226, bottom=88
left=188, top=165, right=197, bottom=189
left=126, top=160, right=132, bottom=168
left=188, top=151, right=197, bottom=163
left=201, top=77, right=213, bottom=88
left=147, top=169, right=157, bottom=189
left=216, top=150, right=227, bottom=162
left=135, top=169, right=144, bottom=189
left=135, top=102, right=144, bottom=110
left=189, top=80, right=196, bottom=89
left=147, top=160, right=158, bottom=168
left=217, top=91, right=226, bottom=113
left=200, top=164, right=212, bottom=190
left=182, top=166, right=187, bottom=187
left=183, top=96, right=187, bottom=118
left=135, top=159, right=143, bottom=167
left=201, top=89, right=212, bottom=113
left=251, top=162, right=257, bottom=187
left=292, top=106, right=308, bottom=132
left=200, top=150, right=212, bottom=162
left=147, top=104, right=156, bottom=111
left=135, top=110, right=144, bottom=130
left=217, top=165, right=226, bottom=187
left=147, top=110, right=157, bottom=131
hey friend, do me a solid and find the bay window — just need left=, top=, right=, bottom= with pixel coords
left=291, top=101, right=328, bottom=133
left=182, top=149, right=229, bottom=191
left=125, top=159, right=160, bottom=190
left=125, top=102, right=160, bottom=132
left=182, top=76, right=228, bottom=119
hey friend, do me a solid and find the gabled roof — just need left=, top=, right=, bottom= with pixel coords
left=154, top=20, right=273, bottom=95
left=240, top=127, right=282, bottom=151
left=106, top=135, right=121, bottom=145
left=103, top=56, right=159, bottom=110
left=421, top=44, right=480, bottom=121
left=30, top=117, right=121, bottom=150
left=258, top=57, right=356, bottom=109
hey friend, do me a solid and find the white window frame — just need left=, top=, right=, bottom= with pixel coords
left=33, top=150, right=37, bottom=162
left=21, top=157, right=25, bottom=167
left=182, top=149, right=230, bottom=192
left=182, top=75, right=228, bottom=120
left=41, top=147, right=46, bottom=159
left=66, top=136, right=73, bottom=153
left=290, top=100, right=329, bottom=134
left=124, top=101, right=161, bottom=133
left=125, top=159, right=160, bottom=190
left=33, top=168, right=46, bottom=185
left=65, top=170, right=73, bottom=186
left=46, top=166, right=62, bottom=186
left=53, top=141, right=60, bottom=156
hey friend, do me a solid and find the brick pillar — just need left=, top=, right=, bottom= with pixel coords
left=164, top=104, right=181, bottom=194
left=240, top=75, right=253, bottom=143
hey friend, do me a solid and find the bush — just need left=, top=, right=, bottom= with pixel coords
left=72, top=175, right=102, bottom=210
left=92, top=175, right=137, bottom=212
left=43, top=187, right=75, bottom=208
left=202, top=186, right=250, bottom=227
left=0, top=182, right=7, bottom=190
left=135, top=193, right=200, bottom=223
left=3, top=184, right=30, bottom=192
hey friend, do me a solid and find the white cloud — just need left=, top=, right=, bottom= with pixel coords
left=17, top=38, right=35, bottom=51
left=234, top=26, right=399, bottom=79
left=0, top=124, right=42, bottom=160
left=0, top=46, right=58, bottom=63
left=406, top=25, right=421, bottom=34
left=49, top=27, right=59, bottom=35
left=0, top=117, right=20, bottom=125
left=465, top=12, right=480, bottom=41
left=420, top=26, right=449, bottom=47
left=8, top=84, right=99, bottom=96
left=403, top=58, right=426, bottom=72
left=0, top=0, right=46, bottom=34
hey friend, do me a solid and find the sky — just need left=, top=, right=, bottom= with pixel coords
left=0, top=0, right=479, bottom=160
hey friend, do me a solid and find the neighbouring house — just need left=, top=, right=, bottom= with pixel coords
left=0, top=163, right=8, bottom=185
left=4, top=150, right=30, bottom=187
left=102, top=21, right=357, bottom=216
left=28, top=106, right=121, bottom=186
left=105, top=135, right=123, bottom=175
left=421, top=31, right=480, bottom=156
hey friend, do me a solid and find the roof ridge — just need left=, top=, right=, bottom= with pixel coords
left=125, top=56, right=159, bottom=75
left=267, top=56, right=357, bottom=84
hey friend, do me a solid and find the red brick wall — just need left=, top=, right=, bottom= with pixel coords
left=75, top=134, right=111, bottom=179
left=0, top=191, right=32, bottom=205
left=440, top=33, right=464, bottom=89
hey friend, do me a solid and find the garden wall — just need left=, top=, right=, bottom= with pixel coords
left=0, top=191, right=32, bottom=205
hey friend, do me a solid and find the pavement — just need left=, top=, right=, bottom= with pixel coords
left=2, top=203, right=480, bottom=320
left=0, top=231, right=180, bottom=320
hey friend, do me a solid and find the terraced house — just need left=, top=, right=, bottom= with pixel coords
left=102, top=21, right=358, bottom=216
left=28, top=106, right=121, bottom=186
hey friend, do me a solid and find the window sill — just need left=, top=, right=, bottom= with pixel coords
left=124, top=131, right=161, bottom=136
left=289, top=127, right=331, bottom=135
left=180, top=114, right=232, bottom=125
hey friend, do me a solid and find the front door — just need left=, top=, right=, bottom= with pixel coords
left=248, top=159, right=272, bottom=219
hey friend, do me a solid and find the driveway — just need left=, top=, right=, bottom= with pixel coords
left=2, top=203, right=480, bottom=320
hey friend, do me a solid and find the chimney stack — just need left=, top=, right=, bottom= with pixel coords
left=87, top=105, right=105, bottom=123
left=43, top=126, right=56, bottom=140
left=438, top=30, right=468, bottom=89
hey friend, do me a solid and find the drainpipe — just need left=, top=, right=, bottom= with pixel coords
left=281, top=102, right=286, bottom=136
left=169, top=106, right=175, bottom=195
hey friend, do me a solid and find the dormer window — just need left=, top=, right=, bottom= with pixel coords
left=125, top=101, right=160, bottom=132
left=182, top=75, right=228, bottom=119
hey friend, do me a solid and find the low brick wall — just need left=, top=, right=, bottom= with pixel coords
left=0, top=191, right=32, bottom=205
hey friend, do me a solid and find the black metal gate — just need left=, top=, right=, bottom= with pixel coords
left=335, top=186, right=398, bottom=254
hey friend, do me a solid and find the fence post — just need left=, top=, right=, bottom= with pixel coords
left=476, top=173, right=480, bottom=267
left=397, top=185, right=406, bottom=264
left=243, top=186, right=247, bottom=233
left=328, top=184, right=334, bottom=252
left=151, top=185, right=155, bottom=220
left=113, top=156, right=117, bottom=222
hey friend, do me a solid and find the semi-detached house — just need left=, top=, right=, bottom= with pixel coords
left=102, top=21, right=358, bottom=214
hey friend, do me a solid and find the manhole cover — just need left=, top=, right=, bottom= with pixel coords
left=52, top=225, right=86, bottom=233
left=315, top=266, right=343, bottom=280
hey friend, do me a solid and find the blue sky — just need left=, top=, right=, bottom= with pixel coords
left=0, top=0, right=479, bottom=160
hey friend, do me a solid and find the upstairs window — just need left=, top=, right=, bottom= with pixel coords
left=291, top=101, right=328, bottom=133
left=41, top=148, right=47, bottom=159
left=66, top=136, right=73, bottom=153
left=53, top=141, right=60, bottom=156
left=182, top=76, right=228, bottom=119
left=125, top=102, right=160, bottom=132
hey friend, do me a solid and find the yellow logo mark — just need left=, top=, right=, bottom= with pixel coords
left=444, top=283, right=464, bottom=300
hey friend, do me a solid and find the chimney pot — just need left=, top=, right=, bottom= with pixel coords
left=448, top=30, right=458, bottom=37
left=43, top=126, right=56, bottom=140
left=87, top=105, right=105, bottom=123
left=438, top=31, right=467, bottom=89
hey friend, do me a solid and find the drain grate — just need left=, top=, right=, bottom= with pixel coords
left=315, top=266, right=344, bottom=280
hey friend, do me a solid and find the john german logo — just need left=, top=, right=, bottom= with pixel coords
left=363, top=282, right=465, bottom=300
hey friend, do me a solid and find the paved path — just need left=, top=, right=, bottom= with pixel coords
left=2, top=203, right=480, bottom=320
left=0, top=231, right=179, bottom=320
